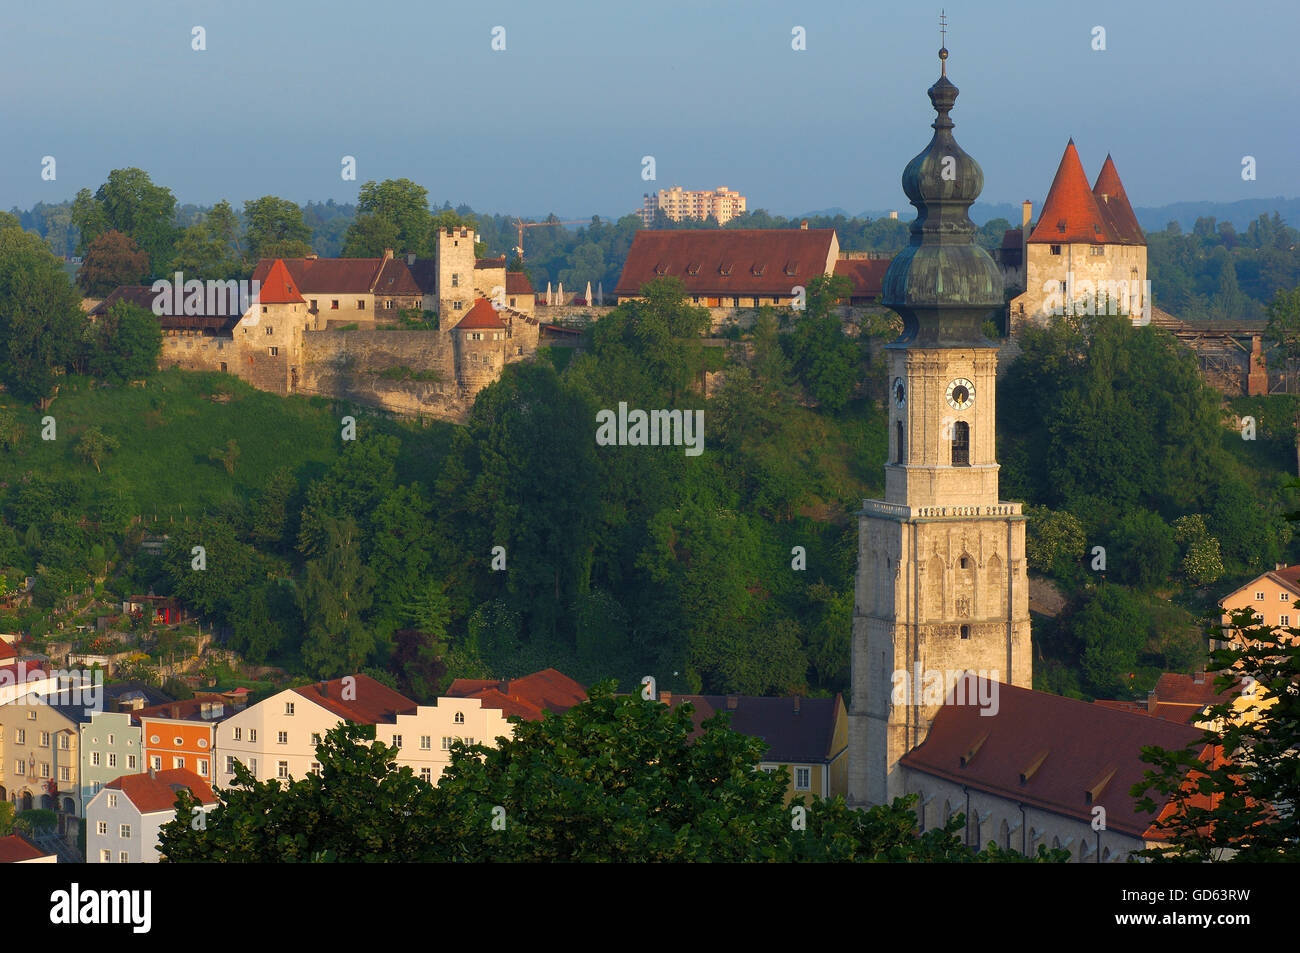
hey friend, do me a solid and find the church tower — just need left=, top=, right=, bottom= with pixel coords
left=847, top=44, right=1032, bottom=807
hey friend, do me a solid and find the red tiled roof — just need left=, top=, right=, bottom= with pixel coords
left=373, top=259, right=425, bottom=296
left=447, top=668, right=587, bottom=722
left=662, top=693, right=842, bottom=763
left=505, top=272, right=534, bottom=295
left=259, top=259, right=305, bottom=304
left=252, top=258, right=386, bottom=295
left=293, top=674, right=417, bottom=724
left=132, top=693, right=232, bottom=724
left=1092, top=155, right=1145, bottom=246
left=901, top=676, right=1208, bottom=838
left=106, top=768, right=216, bottom=814
left=0, top=834, right=49, bottom=863
left=89, top=285, right=239, bottom=331
left=832, top=259, right=890, bottom=299
left=1220, top=565, right=1300, bottom=604
left=476, top=257, right=507, bottom=269
left=0, top=640, right=16, bottom=661
left=1027, top=140, right=1112, bottom=245
left=453, top=298, right=506, bottom=331
left=0, top=660, right=49, bottom=685
left=615, top=229, right=837, bottom=297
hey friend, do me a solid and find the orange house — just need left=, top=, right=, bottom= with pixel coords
left=132, top=695, right=231, bottom=782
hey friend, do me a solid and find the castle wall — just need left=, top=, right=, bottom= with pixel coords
left=1010, top=242, right=1147, bottom=328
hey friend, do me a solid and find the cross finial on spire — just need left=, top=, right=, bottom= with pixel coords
left=939, top=10, right=949, bottom=76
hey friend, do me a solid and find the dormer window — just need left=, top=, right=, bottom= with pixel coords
left=750, top=263, right=765, bottom=276
left=654, top=262, right=667, bottom=276
left=685, top=263, right=700, bottom=276
left=784, top=261, right=799, bottom=276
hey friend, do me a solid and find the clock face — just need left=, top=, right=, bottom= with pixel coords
left=893, top=378, right=906, bottom=408
left=946, top=378, right=975, bottom=410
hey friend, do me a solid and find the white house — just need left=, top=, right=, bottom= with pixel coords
left=85, top=768, right=216, bottom=863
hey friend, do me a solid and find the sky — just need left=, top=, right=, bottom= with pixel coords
left=1, top=0, right=1295, bottom=221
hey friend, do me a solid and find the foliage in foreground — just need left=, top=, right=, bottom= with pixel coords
left=159, top=683, right=1067, bottom=863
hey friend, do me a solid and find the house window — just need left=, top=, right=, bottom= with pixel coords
left=26, top=711, right=35, bottom=720
left=119, top=851, right=129, bottom=864
left=198, top=760, right=208, bottom=776
left=1049, top=244, right=1062, bottom=255
left=226, top=757, right=237, bottom=773
left=107, top=794, right=117, bottom=809
left=794, top=767, right=811, bottom=790
left=1282, top=615, right=1291, bottom=627
left=39, top=762, right=50, bottom=778
left=250, top=758, right=257, bottom=775
left=151, top=757, right=161, bottom=771
left=1089, top=245, right=1105, bottom=256
left=420, top=736, right=431, bottom=750
left=173, top=757, right=184, bottom=769
left=266, top=326, right=273, bottom=335
left=107, top=753, right=117, bottom=768
left=15, top=729, right=24, bottom=744
left=452, top=274, right=459, bottom=287
left=384, top=299, right=394, bottom=309
left=311, top=733, right=322, bottom=746
left=101, top=850, right=111, bottom=863
left=91, top=751, right=101, bottom=767
left=454, top=712, right=465, bottom=725
left=60, top=765, right=71, bottom=781
left=961, top=625, right=971, bottom=640
left=952, top=421, right=970, bottom=466
left=269, top=346, right=278, bottom=356
left=278, top=761, right=289, bottom=779
left=107, top=733, right=114, bottom=745
left=392, top=735, right=402, bottom=748
left=1256, top=592, right=1266, bottom=601
left=278, top=731, right=288, bottom=744
left=310, top=299, right=318, bottom=310
left=173, top=737, right=184, bottom=746
left=39, top=731, right=49, bottom=747
left=97, top=821, right=108, bottom=835
left=453, top=301, right=462, bottom=310
left=420, top=768, right=432, bottom=783
left=357, top=300, right=365, bottom=310
left=120, top=824, right=131, bottom=839
left=311, top=762, right=321, bottom=775
left=285, top=701, right=295, bottom=715
left=509, top=297, right=516, bottom=306
left=441, top=737, right=452, bottom=750
left=249, top=730, right=257, bottom=742
left=262, top=306, right=267, bottom=313
left=233, top=727, right=241, bottom=741
left=13, top=760, right=23, bottom=775
left=331, top=300, right=339, bottom=310
left=127, top=755, right=137, bottom=770
left=92, top=782, right=102, bottom=794
left=1282, top=593, right=1291, bottom=601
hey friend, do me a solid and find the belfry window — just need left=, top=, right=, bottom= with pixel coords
left=895, top=421, right=905, bottom=463
left=952, top=421, right=970, bottom=466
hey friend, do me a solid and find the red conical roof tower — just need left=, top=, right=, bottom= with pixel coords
left=259, top=259, right=304, bottom=304
left=1027, top=140, right=1111, bottom=244
left=1092, top=154, right=1145, bottom=245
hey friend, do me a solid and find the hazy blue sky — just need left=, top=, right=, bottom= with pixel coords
left=1, top=0, right=1294, bottom=220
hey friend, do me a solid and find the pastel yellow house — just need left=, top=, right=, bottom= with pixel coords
left=658, top=692, right=849, bottom=803
left=1219, top=563, right=1300, bottom=634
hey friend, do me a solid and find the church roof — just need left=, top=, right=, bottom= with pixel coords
left=1027, top=140, right=1112, bottom=245
left=614, top=229, right=837, bottom=298
left=1092, top=155, right=1146, bottom=245
left=900, top=675, right=1215, bottom=839
left=258, top=259, right=305, bottom=304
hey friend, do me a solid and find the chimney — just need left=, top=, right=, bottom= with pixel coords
left=659, top=690, right=672, bottom=706
left=1146, top=690, right=1158, bottom=714
left=407, top=253, right=416, bottom=265
left=148, top=767, right=156, bottom=780
left=1276, top=562, right=1286, bottom=571
left=792, top=696, right=801, bottom=715
left=726, top=694, right=739, bottom=711
left=498, top=679, right=510, bottom=695
left=306, top=253, right=318, bottom=260
left=1021, top=200, right=1033, bottom=228
left=169, top=705, right=180, bottom=718
left=382, top=248, right=393, bottom=262
left=799, top=220, right=808, bottom=230
left=1193, top=672, right=1206, bottom=685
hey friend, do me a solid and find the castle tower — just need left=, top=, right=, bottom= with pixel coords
left=436, top=227, right=479, bottom=323
left=847, top=45, right=1032, bottom=807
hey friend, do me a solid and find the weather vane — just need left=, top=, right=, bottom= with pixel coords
left=939, top=9, right=948, bottom=75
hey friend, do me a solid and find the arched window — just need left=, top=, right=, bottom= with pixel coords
left=952, top=421, right=970, bottom=466
left=895, top=421, right=905, bottom=464
left=454, top=712, right=465, bottom=725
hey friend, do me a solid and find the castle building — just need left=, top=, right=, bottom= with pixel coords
left=847, top=45, right=1033, bottom=810
left=1007, top=142, right=1148, bottom=328
left=847, top=47, right=1223, bottom=861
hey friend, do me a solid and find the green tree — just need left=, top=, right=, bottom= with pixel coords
left=0, top=227, right=87, bottom=403
left=75, top=427, right=119, bottom=473
left=1172, top=514, right=1224, bottom=586
left=340, top=214, right=401, bottom=258
left=208, top=438, right=241, bottom=476
left=349, top=179, right=433, bottom=255
left=1109, top=509, right=1176, bottom=589
left=1024, top=505, right=1087, bottom=580
left=87, top=299, right=162, bottom=384
left=76, top=230, right=149, bottom=296
left=243, top=196, right=313, bottom=260
left=1133, top=607, right=1300, bottom=861
left=77, top=169, right=178, bottom=274
left=300, top=516, right=376, bottom=678
left=1074, top=583, right=1149, bottom=695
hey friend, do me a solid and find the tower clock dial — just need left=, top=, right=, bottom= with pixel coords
left=946, top=378, right=975, bottom=410
left=893, top=378, right=906, bottom=408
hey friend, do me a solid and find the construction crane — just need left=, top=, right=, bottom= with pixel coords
left=514, top=219, right=587, bottom=263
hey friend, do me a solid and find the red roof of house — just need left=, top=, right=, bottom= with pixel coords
left=832, top=258, right=891, bottom=299
left=89, top=285, right=240, bottom=331
left=447, top=669, right=586, bottom=722
left=252, top=257, right=389, bottom=295
left=615, top=229, right=837, bottom=298
left=900, top=675, right=1210, bottom=838
left=454, top=298, right=506, bottom=331
left=373, top=258, right=425, bottom=296
left=259, top=259, right=305, bottom=304
left=132, top=693, right=232, bottom=725
left=505, top=272, right=534, bottom=295
left=476, top=257, right=507, bottom=269
left=1092, top=155, right=1145, bottom=245
left=0, top=834, right=50, bottom=863
left=1028, top=140, right=1112, bottom=245
left=293, top=674, right=417, bottom=724
left=0, top=640, right=16, bottom=662
left=105, top=768, right=217, bottom=814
